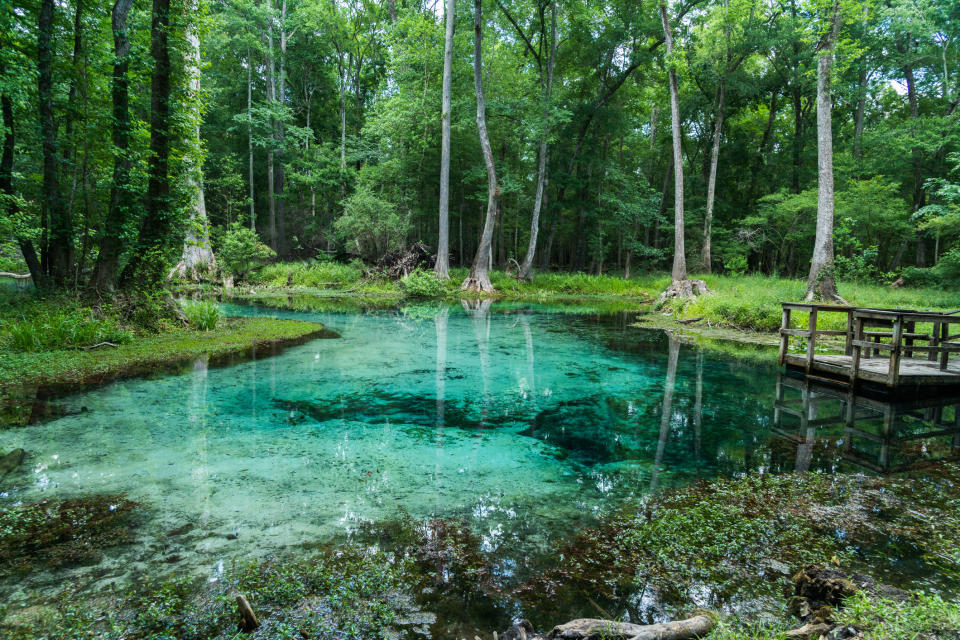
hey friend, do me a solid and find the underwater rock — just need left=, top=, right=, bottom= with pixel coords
left=0, top=448, right=26, bottom=481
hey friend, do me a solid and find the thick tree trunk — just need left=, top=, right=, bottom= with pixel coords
left=120, top=0, right=173, bottom=287
left=91, top=0, right=135, bottom=290
left=702, top=79, right=725, bottom=273
left=853, top=54, right=867, bottom=160
left=661, top=2, right=687, bottom=283
left=2, top=80, right=44, bottom=287
left=518, top=0, right=557, bottom=281
left=172, top=20, right=216, bottom=281
left=266, top=0, right=277, bottom=250
left=461, top=0, right=500, bottom=292
left=39, top=0, right=72, bottom=285
left=247, top=48, right=256, bottom=230
left=804, top=3, right=843, bottom=302
left=435, top=0, right=455, bottom=280
left=275, top=0, right=288, bottom=258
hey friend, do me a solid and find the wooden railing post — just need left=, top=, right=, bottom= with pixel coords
left=888, top=314, right=903, bottom=386
left=806, top=308, right=818, bottom=374
left=778, top=306, right=792, bottom=367
left=850, top=314, right=864, bottom=389
left=941, top=320, right=951, bottom=371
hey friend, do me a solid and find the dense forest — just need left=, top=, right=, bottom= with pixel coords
left=1, top=0, right=958, bottom=295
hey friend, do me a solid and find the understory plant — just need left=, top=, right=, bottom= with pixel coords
left=180, top=299, right=220, bottom=330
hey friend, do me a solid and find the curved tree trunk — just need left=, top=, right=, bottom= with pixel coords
left=660, top=1, right=686, bottom=284
left=518, top=0, right=557, bottom=281
left=91, top=0, right=135, bottom=290
left=702, top=79, right=725, bottom=273
left=461, top=0, right=500, bottom=293
left=805, top=1, right=844, bottom=302
left=435, top=0, right=455, bottom=280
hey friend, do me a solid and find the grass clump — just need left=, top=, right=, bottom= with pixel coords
left=255, top=260, right=364, bottom=288
left=6, top=309, right=133, bottom=352
left=180, top=299, right=220, bottom=330
left=0, top=494, right=139, bottom=577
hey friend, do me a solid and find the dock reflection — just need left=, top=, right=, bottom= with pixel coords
left=773, top=371, right=960, bottom=473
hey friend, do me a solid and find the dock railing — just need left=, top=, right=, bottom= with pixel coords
left=779, top=302, right=960, bottom=387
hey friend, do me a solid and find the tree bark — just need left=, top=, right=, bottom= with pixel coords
left=247, top=48, right=256, bottom=230
left=660, top=2, right=687, bottom=283
left=275, top=0, right=288, bottom=258
left=804, top=2, right=843, bottom=302
left=702, top=78, right=725, bottom=273
left=461, top=0, right=500, bottom=292
left=266, top=0, right=277, bottom=250
left=39, top=0, right=71, bottom=285
left=518, top=0, right=557, bottom=281
left=91, top=0, right=135, bottom=290
left=1, top=77, right=44, bottom=287
left=173, top=17, right=216, bottom=281
left=435, top=0, right=455, bottom=280
left=119, top=0, right=173, bottom=287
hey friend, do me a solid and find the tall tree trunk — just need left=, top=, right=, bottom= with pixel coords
left=853, top=49, right=867, bottom=160
left=518, top=0, right=557, bottom=281
left=2, top=76, right=44, bottom=287
left=63, top=0, right=83, bottom=232
left=275, top=0, right=288, bottom=258
left=903, top=57, right=927, bottom=267
left=702, top=79, right=725, bottom=273
left=173, top=17, right=216, bottom=281
left=661, top=2, right=686, bottom=283
left=461, top=0, right=499, bottom=292
left=91, top=0, right=135, bottom=290
left=339, top=55, right=347, bottom=171
left=120, top=0, right=173, bottom=287
left=266, top=0, right=277, bottom=250
left=248, top=48, right=256, bottom=230
left=804, top=2, right=843, bottom=302
left=39, top=0, right=71, bottom=285
left=435, top=0, right=455, bottom=280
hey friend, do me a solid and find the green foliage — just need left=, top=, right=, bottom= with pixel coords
left=179, top=299, right=220, bottom=330
left=5, top=309, right=133, bottom=352
left=217, top=223, right=276, bottom=280
left=255, top=260, right=364, bottom=288
left=725, top=254, right=748, bottom=276
left=401, top=268, right=446, bottom=297
left=334, top=186, right=410, bottom=262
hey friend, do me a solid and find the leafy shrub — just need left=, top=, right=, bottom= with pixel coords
left=218, top=222, right=276, bottom=280
left=724, top=254, right=748, bottom=276
left=334, top=185, right=410, bottom=261
left=401, top=269, right=446, bottom=298
left=6, top=310, right=133, bottom=352
left=180, top=300, right=220, bottom=330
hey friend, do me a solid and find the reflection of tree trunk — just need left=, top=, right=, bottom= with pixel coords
left=519, top=313, right=537, bottom=409
left=189, top=355, right=211, bottom=524
left=651, top=337, right=680, bottom=491
left=434, top=307, right=449, bottom=427
left=694, top=351, right=703, bottom=468
left=463, top=298, right=493, bottom=423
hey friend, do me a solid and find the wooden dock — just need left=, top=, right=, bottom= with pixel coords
left=778, top=302, right=960, bottom=395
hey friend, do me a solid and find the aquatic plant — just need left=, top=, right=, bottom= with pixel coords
left=0, top=494, right=139, bottom=576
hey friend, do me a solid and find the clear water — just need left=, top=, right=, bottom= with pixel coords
left=2, top=301, right=958, bottom=613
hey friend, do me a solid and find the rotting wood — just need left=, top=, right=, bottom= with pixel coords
left=548, top=615, right=715, bottom=640
left=235, top=593, right=259, bottom=632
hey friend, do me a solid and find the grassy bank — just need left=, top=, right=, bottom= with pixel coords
left=0, top=292, right=327, bottom=391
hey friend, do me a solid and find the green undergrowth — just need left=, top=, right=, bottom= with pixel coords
left=660, top=274, right=960, bottom=332
left=519, top=466, right=960, bottom=623
left=0, top=314, right=326, bottom=389
left=710, top=592, right=960, bottom=639
left=2, top=546, right=420, bottom=640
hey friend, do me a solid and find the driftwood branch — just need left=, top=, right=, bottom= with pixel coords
left=82, top=341, right=119, bottom=350
left=0, top=272, right=30, bottom=279
left=548, top=615, right=715, bottom=640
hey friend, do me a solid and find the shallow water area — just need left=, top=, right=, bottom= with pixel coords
left=2, top=300, right=959, bottom=628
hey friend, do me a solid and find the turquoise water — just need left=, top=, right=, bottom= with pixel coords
left=2, top=301, right=957, bottom=620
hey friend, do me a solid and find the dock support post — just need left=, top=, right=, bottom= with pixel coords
left=778, top=307, right=792, bottom=367
left=850, top=315, right=863, bottom=390
left=805, top=309, right=818, bottom=374
left=888, top=315, right=903, bottom=387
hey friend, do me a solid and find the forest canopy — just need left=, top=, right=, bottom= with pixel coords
left=1, top=0, right=958, bottom=292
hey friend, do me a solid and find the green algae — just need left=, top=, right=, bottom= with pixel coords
left=0, top=494, right=139, bottom=577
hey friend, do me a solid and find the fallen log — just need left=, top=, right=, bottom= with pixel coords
left=548, top=615, right=715, bottom=640
left=0, top=272, right=31, bottom=279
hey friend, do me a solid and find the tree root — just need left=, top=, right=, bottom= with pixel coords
left=657, top=279, right=710, bottom=305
